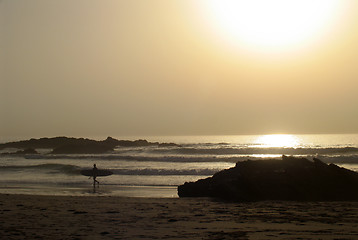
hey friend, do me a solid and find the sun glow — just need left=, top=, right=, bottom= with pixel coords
left=201, top=0, right=346, bottom=52
left=256, top=134, right=300, bottom=148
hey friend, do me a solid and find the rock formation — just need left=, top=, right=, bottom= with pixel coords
left=50, top=143, right=114, bottom=154
left=0, top=136, right=178, bottom=154
left=178, top=156, right=358, bottom=201
left=1, top=148, right=39, bottom=155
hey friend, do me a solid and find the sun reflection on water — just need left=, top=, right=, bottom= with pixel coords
left=256, top=134, right=300, bottom=148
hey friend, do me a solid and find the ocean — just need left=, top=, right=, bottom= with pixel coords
left=1, top=134, right=358, bottom=197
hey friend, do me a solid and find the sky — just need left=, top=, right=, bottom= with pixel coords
left=1, top=0, right=358, bottom=138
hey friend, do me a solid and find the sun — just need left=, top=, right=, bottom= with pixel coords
left=199, top=0, right=346, bottom=52
left=256, top=134, right=300, bottom=148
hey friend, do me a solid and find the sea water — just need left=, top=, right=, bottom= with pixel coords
left=1, top=134, right=358, bottom=197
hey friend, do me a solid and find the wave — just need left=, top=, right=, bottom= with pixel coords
left=149, top=146, right=358, bottom=155
left=111, top=168, right=219, bottom=176
left=0, top=163, right=220, bottom=176
left=24, top=153, right=358, bottom=164
left=24, top=154, right=244, bottom=162
left=0, top=180, right=182, bottom=187
left=20, top=146, right=358, bottom=158
left=0, top=164, right=81, bottom=175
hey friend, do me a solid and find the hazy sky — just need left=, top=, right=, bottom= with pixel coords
left=1, top=0, right=358, bottom=138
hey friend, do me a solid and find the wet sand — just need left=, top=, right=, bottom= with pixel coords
left=1, top=194, right=358, bottom=239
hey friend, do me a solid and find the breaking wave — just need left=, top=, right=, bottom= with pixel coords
left=0, top=163, right=220, bottom=176
left=147, top=146, right=358, bottom=155
left=23, top=146, right=358, bottom=164
left=0, top=164, right=81, bottom=175
left=110, top=168, right=219, bottom=176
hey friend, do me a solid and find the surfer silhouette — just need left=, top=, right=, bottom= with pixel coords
left=93, top=164, right=99, bottom=187
left=80, top=164, right=112, bottom=190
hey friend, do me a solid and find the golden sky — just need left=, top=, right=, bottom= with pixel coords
left=1, top=0, right=358, bottom=138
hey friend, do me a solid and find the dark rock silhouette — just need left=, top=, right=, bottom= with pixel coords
left=0, top=137, right=98, bottom=150
left=50, top=143, right=114, bottom=154
left=0, top=136, right=179, bottom=154
left=16, top=148, right=39, bottom=154
left=1, top=148, right=39, bottom=155
left=178, top=156, right=358, bottom=201
left=158, top=142, right=178, bottom=147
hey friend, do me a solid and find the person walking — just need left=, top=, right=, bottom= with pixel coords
left=93, top=164, right=99, bottom=187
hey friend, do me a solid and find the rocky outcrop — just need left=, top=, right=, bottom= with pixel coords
left=1, top=148, right=39, bottom=155
left=0, top=136, right=179, bottom=154
left=178, top=156, right=358, bottom=201
left=0, top=137, right=98, bottom=150
left=50, top=143, right=114, bottom=154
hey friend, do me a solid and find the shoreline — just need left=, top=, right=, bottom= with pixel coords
left=0, top=184, right=179, bottom=198
left=1, top=193, right=358, bottom=239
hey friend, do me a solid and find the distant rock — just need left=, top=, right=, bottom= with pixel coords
left=178, top=156, right=358, bottom=201
left=116, top=139, right=152, bottom=147
left=102, top=137, right=120, bottom=148
left=2, top=148, right=39, bottom=155
left=0, top=136, right=179, bottom=154
left=50, top=143, right=113, bottom=154
left=158, top=142, right=178, bottom=147
left=17, top=148, right=39, bottom=154
left=0, top=137, right=98, bottom=150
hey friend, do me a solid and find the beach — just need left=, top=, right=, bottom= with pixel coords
left=1, top=194, right=358, bottom=240
left=1, top=135, right=358, bottom=239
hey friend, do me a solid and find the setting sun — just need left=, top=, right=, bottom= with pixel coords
left=256, top=134, right=300, bottom=148
left=2, top=1, right=358, bottom=237
left=200, top=0, right=347, bottom=52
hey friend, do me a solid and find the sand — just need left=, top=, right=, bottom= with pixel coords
left=1, top=194, right=358, bottom=240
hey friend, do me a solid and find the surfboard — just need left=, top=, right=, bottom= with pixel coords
left=80, top=169, right=113, bottom=177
